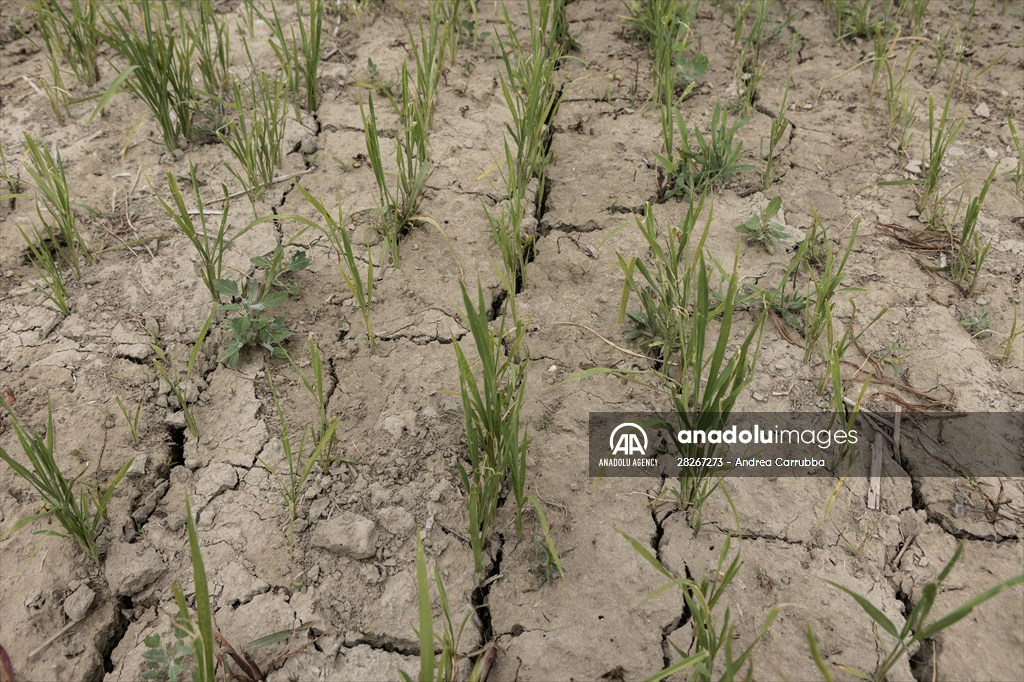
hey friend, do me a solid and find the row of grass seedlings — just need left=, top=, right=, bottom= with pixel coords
left=102, top=0, right=198, bottom=151
left=0, top=399, right=132, bottom=566
left=257, top=0, right=324, bottom=115
left=729, top=0, right=788, bottom=116
left=360, top=1, right=449, bottom=268
left=578, top=198, right=765, bottom=531
left=489, top=0, right=564, bottom=297
left=219, top=71, right=289, bottom=205
left=624, top=0, right=698, bottom=199
left=454, top=281, right=530, bottom=574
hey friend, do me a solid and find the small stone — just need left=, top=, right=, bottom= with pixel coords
left=309, top=497, right=330, bottom=519
left=105, top=542, right=166, bottom=596
left=974, top=102, right=990, bottom=118
left=311, top=510, right=378, bottom=559
left=377, top=506, right=415, bottom=537
left=904, top=160, right=922, bottom=175
left=64, top=584, right=95, bottom=622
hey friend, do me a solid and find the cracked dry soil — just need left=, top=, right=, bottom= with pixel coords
left=1, top=1, right=1023, bottom=681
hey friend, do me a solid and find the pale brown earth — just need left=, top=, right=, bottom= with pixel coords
left=0, top=1, right=1022, bottom=681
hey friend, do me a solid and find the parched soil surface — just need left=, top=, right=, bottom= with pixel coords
left=1, top=1, right=1022, bottom=681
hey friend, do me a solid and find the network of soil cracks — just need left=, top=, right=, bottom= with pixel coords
left=0, top=0, right=1022, bottom=680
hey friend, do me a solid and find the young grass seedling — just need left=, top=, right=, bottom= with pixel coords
left=21, top=132, right=89, bottom=277
left=115, top=394, right=142, bottom=445
left=259, top=0, right=323, bottom=112
left=158, top=164, right=232, bottom=304
left=171, top=495, right=217, bottom=682
left=621, top=531, right=777, bottom=680
left=660, top=104, right=752, bottom=200
left=454, top=280, right=529, bottom=573
left=400, top=530, right=487, bottom=682
left=184, top=0, right=231, bottom=100
left=220, top=73, right=288, bottom=203
left=761, top=87, right=790, bottom=189
left=485, top=147, right=532, bottom=293
left=287, top=336, right=335, bottom=459
left=825, top=543, right=1022, bottom=682
left=496, top=0, right=562, bottom=197
left=360, top=77, right=430, bottom=266
left=881, top=46, right=919, bottom=154
left=529, top=496, right=564, bottom=581
left=997, top=302, right=1022, bottom=360
left=102, top=0, right=196, bottom=151
left=949, top=166, right=994, bottom=294
left=802, top=219, right=860, bottom=364
left=259, top=371, right=340, bottom=546
left=0, top=400, right=132, bottom=565
left=1008, top=113, right=1023, bottom=197
left=410, top=1, right=450, bottom=129
left=293, top=186, right=376, bottom=349
left=919, top=90, right=964, bottom=224
left=15, top=222, right=71, bottom=315
left=736, top=195, right=788, bottom=252
left=152, top=310, right=215, bottom=440
left=33, top=0, right=101, bottom=87
left=577, top=201, right=765, bottom=529
left=216, top=246, right=310, bottom=368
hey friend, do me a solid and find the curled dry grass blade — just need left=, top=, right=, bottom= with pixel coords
left=454, top=280, right=529, bottom=573
left=0, top=400, right=132, bottom=565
